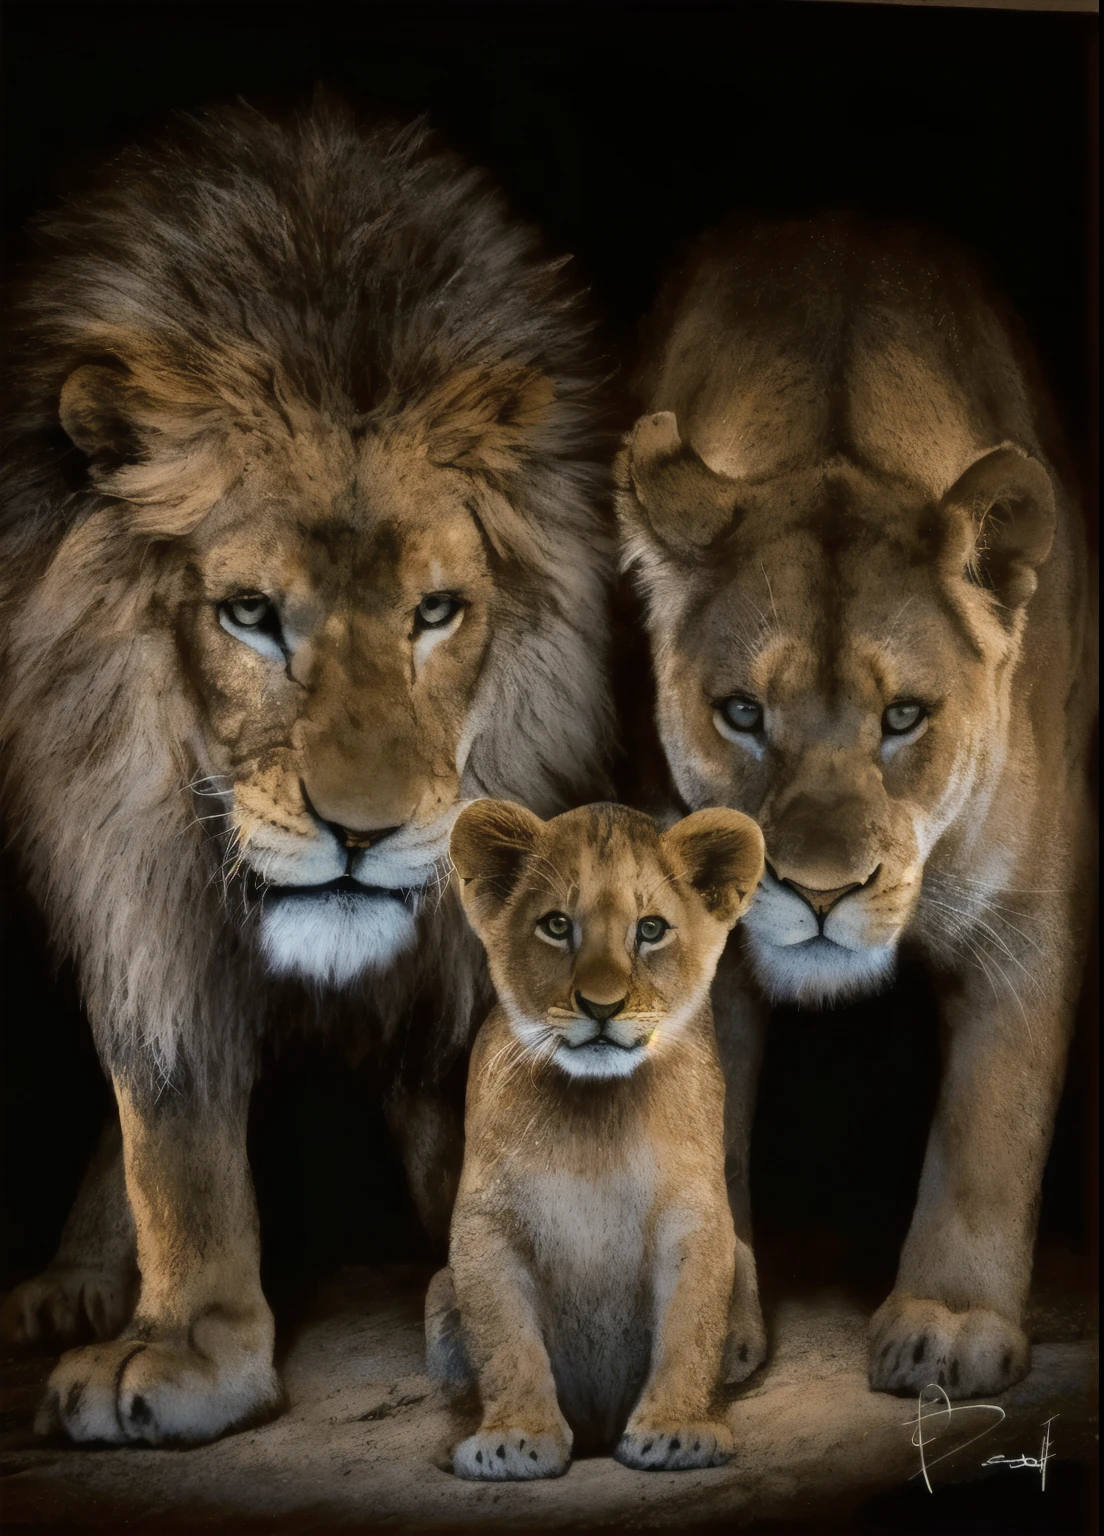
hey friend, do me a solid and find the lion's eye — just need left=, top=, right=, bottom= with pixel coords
left=883, top=701, right=926, bottom=736
left=537, top=911, right=572, bottom=942
left=637, top=916, right=670, bottom=945
left=718, top=695, right=763, bottom=733
left=416, top=593, right=463, bottom=629
left=227, top=595, right=273, bottom=629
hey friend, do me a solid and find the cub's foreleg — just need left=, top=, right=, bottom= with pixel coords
left=1, top=1116, right=137, bottom=1349
left=449, top=1210, right=571, bottom=1481
left=35, top=1079, right=281, bottom=1445
left=616, top=1200, right=736, bottom=1471
left=712, top=952, right=769, bottom=1383
left=870, top=905, right=1081, bottom=1400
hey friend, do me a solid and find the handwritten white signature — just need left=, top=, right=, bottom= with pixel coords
left=907, top=1383, right=1058, bottom=1494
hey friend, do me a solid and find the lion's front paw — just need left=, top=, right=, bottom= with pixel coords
left=453, top=1423, right=571, bottom=1481
left=34, top=1332, right=282, bottom=1445
left=1, top=1265, right=136, bottom=1351
left=868, top=1294, right=1029, bottom=1398
left=616, top=1419, right=734, bottom=1471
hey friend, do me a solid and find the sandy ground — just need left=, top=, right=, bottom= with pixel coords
left=0, top=1261, right=1096, bottom=1533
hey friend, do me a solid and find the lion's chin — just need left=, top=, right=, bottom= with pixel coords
left=259, top=890, right=417, bottom=988
left=743, top=932, right=897, bottom=1009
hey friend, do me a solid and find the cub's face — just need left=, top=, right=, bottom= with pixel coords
left=450, top=801, right=764, bottom=1079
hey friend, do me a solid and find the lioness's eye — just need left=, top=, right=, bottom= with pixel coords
left=883, top=701, right=926, bottom=735
left=637, top=916, right=670, bottom=945
left=537, top=911, right=572, bottom=941
left=227, top=595, right=273, bottom=629
left=416, top=593, right=463, bottom=629
left=718, top=695, right=762, bottom=733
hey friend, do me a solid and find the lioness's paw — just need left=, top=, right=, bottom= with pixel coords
left=453, top=1425, right=571, bottom=1480
left=0, top=1266, right=136, bottom=1351
left=616, top=1420, right=734, bottom=1471
left=35, top=1336, right=282, bottom=1445
left=868, top=1294, right=1029, bottom=1398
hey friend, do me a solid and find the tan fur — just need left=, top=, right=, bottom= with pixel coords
left=426, top=800, right=764, bottom=1477
left=617, top=217, right=1096, bottom=1399
left=0, top=106, right=612, bottom=1444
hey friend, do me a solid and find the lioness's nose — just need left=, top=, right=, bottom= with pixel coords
left=333, top=823, right=400, bottom=852
left=575, top=992, right=626, bottom=1023
left=784, top=875, right=869, bottom=916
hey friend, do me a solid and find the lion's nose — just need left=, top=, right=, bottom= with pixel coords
left=574, top=993, right=627, bottom=1023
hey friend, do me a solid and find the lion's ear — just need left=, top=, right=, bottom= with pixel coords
left=940, top=445, right=1057, bottom=612
left=59, top=361, right=241, bottom=534
left=662, top=807, right=765, bottom=928
left=423, top=363, right=557, bottom=473
left=616, top=411, right=741, bottom=558
left=450, top=798, right=545, bottom=933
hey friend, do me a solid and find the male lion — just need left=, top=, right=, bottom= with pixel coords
left=0, top=101, right=612, bottom=1444
left=616, top=217, right=1095, bottom=1399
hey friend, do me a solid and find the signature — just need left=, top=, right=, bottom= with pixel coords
left=983, top=1416, right=1059, bottom=1491
left=907, top=1384, right=1059, bottom=1494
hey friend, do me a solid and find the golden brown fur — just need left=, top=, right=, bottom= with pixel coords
left=0, top=103, right=612, bottom=1443
left=616, top=216, right=1096, bottom=1399
left=426, top=800, right=764, bottom=1476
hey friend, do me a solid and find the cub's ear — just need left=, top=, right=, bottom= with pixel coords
left=662, top=807, right=766, bottom=928
left=940, top=445, right=1057, bottom=612
left=423, top=362, right=557, bottom=474
left=450, top=798, right=545, bottom=933
left=59, top=360, right=241, bottom=534
left=615, top=410, right=740, bottom=559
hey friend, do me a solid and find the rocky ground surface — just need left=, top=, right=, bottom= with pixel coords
left=0, top=1258, right=1096, bottom=1533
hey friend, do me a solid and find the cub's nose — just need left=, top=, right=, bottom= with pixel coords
left=574, top=992, right=626, bottom=1023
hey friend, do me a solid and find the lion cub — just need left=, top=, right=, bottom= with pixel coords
left=428, top=799, right=765, bottom=1479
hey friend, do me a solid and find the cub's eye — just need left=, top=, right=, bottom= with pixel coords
left=537, top=911, right=572, bottom=942
left=718, top=695, right=763, bottom=733
left=416, top=593, right=463, bottom=629
left=226, top=595, right=274, bottom=629
left=637, top=916, right=670, bottom=945
left=883, top=701, right=926, bottom=736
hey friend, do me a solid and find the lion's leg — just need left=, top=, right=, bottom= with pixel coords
left=869, top=957, right=1075, bottom=1399
left=1, top=1116, right=138, bottom=1349
left=36, top=1078, right=281, bottom=1445
left=385, top=1086, right=464, bottom=1247
left=712, top=953, right=768, bottom=1385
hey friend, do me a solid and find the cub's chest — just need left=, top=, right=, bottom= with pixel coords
left=517, top=1152, right=659, bottom=1286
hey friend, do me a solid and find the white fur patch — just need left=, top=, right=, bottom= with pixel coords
left=743, top=874, right=897, bottom=1006
left=554, top=1039, right=647, bottom=1079
left=259, top=890, right=417, bottom=986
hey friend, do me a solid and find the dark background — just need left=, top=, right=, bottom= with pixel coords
left=0, top=0, right=1097, bottom=1315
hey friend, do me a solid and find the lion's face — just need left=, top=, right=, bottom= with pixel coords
left=620, top=417, right=1055, bottom=1007
left=450, top=801, right=763, bottom=1078
left=175, top=427, right=499, bottom=984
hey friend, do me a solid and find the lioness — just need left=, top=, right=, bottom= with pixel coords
left=616, top=217, right=1095, bottom=1398
left=0, top=102, right=612, bottom=1443
left=427, top=798, right=764, bottom=1477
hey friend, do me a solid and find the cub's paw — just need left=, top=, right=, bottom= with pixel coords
left=722, top=1310, right=767, bottom=1387
left=869, top=1294, right=1029, bottom=1399
left=0, top=1266, right=136, bottom=1351
left=616, top=1419, right=734, bottom=1471
left=453, top=1425, right=571, bottom=1481
left=424, top=1266, right=474, bottom=1389
left=34, top=1334, right=283, bottom=1445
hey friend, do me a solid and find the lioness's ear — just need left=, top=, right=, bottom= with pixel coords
left=940, top=445, right=1056, bottom=612
left=662, top=807, right=766, bottom=928
left=423, top=362, right=557, bottom=473
left=59, top=361, right=241, bottom=533
left=450, top=798, right=545, bottom=933
left=616, top=410, right=740, bottom=558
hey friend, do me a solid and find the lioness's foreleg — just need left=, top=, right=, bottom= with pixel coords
left=713, top=957, right=768, bottom=1383
left=870, top=956, right=1075, bottom=1399
left=449, top=1212, right=571, bottom=1480
left=36, top=1079, right=281, bottom=1445
left=1, top=1116, right=137, bottom=1349
left=616, top=1203, right=735, bottom=1471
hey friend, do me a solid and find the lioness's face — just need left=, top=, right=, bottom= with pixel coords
left=451, top=801, right=763, bottom=1078
left=177, top=427, right=494, bottom=985
left=635, top=459, right=1036, bottom=1007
